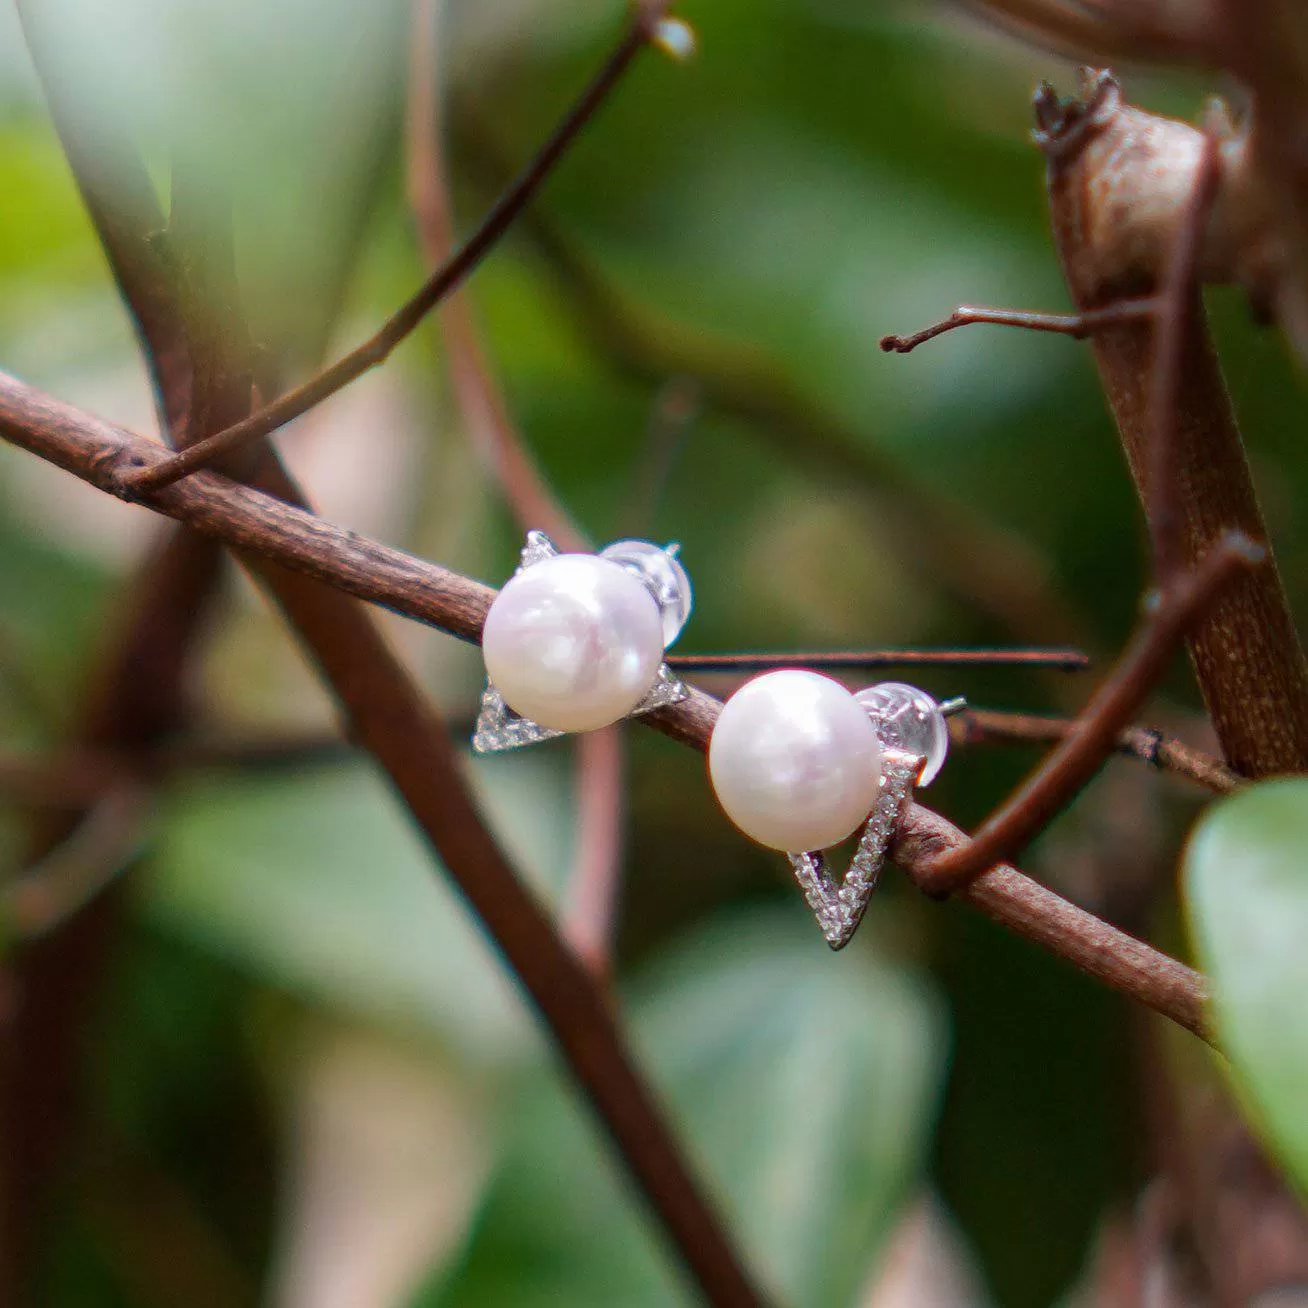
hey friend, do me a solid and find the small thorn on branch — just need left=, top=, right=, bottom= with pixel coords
left=879, top=299, right=1157, bottom=354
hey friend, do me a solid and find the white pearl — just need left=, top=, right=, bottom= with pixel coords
left=708, top=670, right=883, bottom=852
left=482, top=554, right=664, bottom=733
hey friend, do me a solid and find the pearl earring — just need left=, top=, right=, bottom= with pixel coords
left=472, top=531, right=693, bottom=753
left=708, top=671, right=960, bottom=949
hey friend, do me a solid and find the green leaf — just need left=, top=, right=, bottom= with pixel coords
left=144, top=754, right=574, bottom=1067
left=427, top=906, right=946, bottom=1308
left=1185, top=777, right=1308, bottom=1191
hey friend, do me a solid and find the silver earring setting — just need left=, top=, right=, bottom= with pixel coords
left=708, top=672, right=961, bottom=949
left=472, top=531, right=693, bottom=754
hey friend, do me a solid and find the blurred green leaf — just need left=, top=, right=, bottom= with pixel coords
left=144, top=753, right=574, bottom=1067
left=428, top=905, right=946, bottom=1307
left=1185, top=778, right=1308, bottom=1192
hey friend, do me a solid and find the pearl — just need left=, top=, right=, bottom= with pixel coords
left=482, top=553, right=665, bottom=733
left=854, top=682, right=950, bottom=786
left=708, top=670, right=883, bottom=852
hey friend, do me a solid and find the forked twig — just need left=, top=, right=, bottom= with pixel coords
left=920, top=534, right=1261, bottom=895
left=123, top=1, right=671, bottom=495
left=1042, top=74, right=1308, bottom=777
left=0, top=370, right=1215, bottom=1043
left=407, top=0, right=625, bottom=980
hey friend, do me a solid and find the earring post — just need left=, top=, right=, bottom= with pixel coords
left=665, top=648, right=1090, bottom=673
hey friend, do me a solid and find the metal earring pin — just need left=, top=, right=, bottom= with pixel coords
left=472, top=531, right=693, bottom=754
left=708, top=673, right=963, bottom=949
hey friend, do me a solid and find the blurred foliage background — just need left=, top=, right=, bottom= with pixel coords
left=1, top=0, right=1305, bottom=1304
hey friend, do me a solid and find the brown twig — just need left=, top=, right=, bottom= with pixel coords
left=407, top=0, right=626, bottom=982
left=668, top=648, right=1090, bottom=673
left=955, top=709, right=1241, bottom=795
left=892, top=801, right=1210, bottom=1042
left=565, top=727, right=626, bottom=980
left=921, top=534, right=1260, bottom=894
left=123, top=1, right=670, bottom=495
left=1, top=786, right=147, bottom=941
left=4, top=11, right=244, bottom=1290
left=477, top=193, right=1090, bottom=649
left=878, top=298, right=1156, bottom=354
left=0, top=733, right=355, bottom=811
left=406, top=0, right=587, bottom=553
left=1036, top=70, right=1308, bottom=1308
left=643, top=687, right=1212, bottom=1043
left=1042, top=74, right=1308, bottom=777
left=0, top=370, right=1213, bottom=1043
left=0, top=752, right=128, bottom=810
left=62, top=60, right=764, bottom=1307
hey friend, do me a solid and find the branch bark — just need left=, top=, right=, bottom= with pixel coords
left=406, top=0, right=626, bottom=980
left=1041, top=77, right=1308, bottom=777
left=0, top=370, right=1213, bottom=1044
left=957, top=708, right=1241, bottom=794
left=923, top=533, right=1260, bottom=892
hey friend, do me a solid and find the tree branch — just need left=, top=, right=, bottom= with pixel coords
left=922, top=534, right=1260, bottom=893
left=879, top=298, right=1156, bottom=354
left=475, top=192, right=1091, bottom=649
left=406, top=0, right=626, bottom=980
left=123, top=0, right=671, bottom=494
left=1041, top=75, right=1308, bottom=777
left=0, top=370, right=1212, bottom=1044
left=16, top=16, right=771, bottom=1302
left=956, top=708, right=1241, bottom=795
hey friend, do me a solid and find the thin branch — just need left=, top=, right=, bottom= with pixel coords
left=565, top=727, right=626, bottom=981
left=9, top=18, right=421, bottom=1304
left=643, top=688, right=1212, bottom=1044
left=1043, top=76, right=1308, bottom=777
left=124, top=1, right=670, bottom=495
left=921, top=534, right=1261, bottom=896
left=0, top=369, right=1214, bottom=1043
left=1, top=787, right=147, bottom=941
left=406, top=0, right=587, bottom=552
left=893, top=802, right=1210, bottom=1042
left=15, top=0, right=193, bottom=436
left=472, top=189, right=1091, bottom=648
left=879, top=299, right=1156, bottom=354
left=97, top=68, right=766, bottom=1306
left=668, top=648, right=1090, bottom=673
left=956, top=709, right=1241, bottom=795
left=407, top=0, right=624, bottom=981
left=0, top=733, right=354, bottom=810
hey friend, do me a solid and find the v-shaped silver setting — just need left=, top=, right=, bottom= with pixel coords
left=472, top=532, right=689, bottom=755
left=788, top=746, right=924, bottom=950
